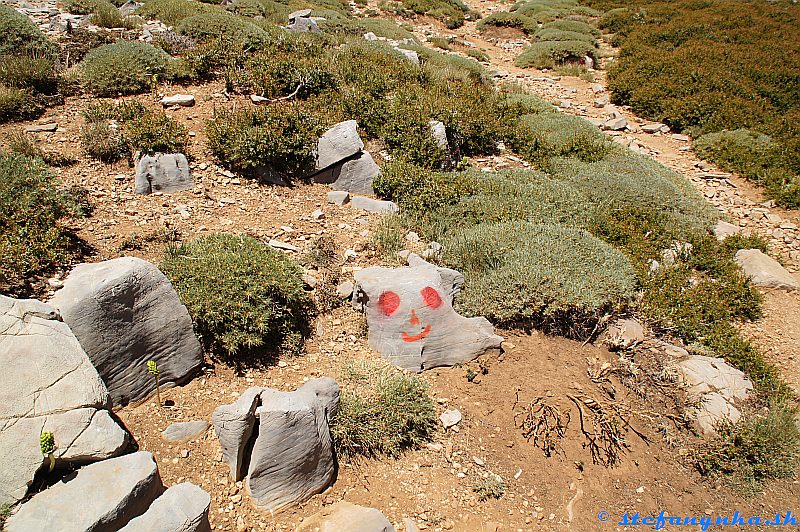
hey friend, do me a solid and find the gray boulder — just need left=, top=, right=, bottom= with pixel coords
left=160, top=94, right=195, bottom=107
left=394, top=47, right=419, bottom=65
left=713, top=220, right=739, bottom=241
left=298, top=502, right=395, bottom=532
left=603, top=117, right=628, bottom=131
left=119, top=483, right=211, bottom=532
left=0, top=296, right=128, bottom=506
left=327, top=190, right=351, bottom=205
left=316, top=120, right=364, bottom=171
left=288, top=16, right=320, bottom=32
left=429, top=120, right=449, bottom=152
left=351, top=196, right=399, bottom=214
left=734, top=249, right=799, bottom=291
left=603, top=318, right=644, bottom=350
left=161, top=421, right=209, bottom=443
left=212, top=387, right=263, bottom=481
left=135, top=153, right=192, bottom=195
left=6, top=451, right=164, bottom=532
left=247, top=378, right=339, bottom=513
left=314, top=150, right=380, bottom=195
left=288, top=8, right=312, bottom=20
left=353, top=263, right=502, bottom=372
left=50, top=257, right=204, bottom=406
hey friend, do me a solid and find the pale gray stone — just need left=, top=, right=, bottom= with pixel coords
left=603, top=117, right=627, bottom=131
left=713, top=220, right=740, bottom=241
left=0, top=296, right=128, bottom=506
left=50, top=257, right=203, bottom=406
left=288, top=16, right=320, bottom=32
left=314, top=150, right=380, bottom=195
left=353, top=265, right=502, bottom=372
left=6, top=452, right=164, bottom=532
left=603, top=318, right=644, bottom=350
left=118, top=0, right=141, bottom=16
left=268, top=239, right=300, bottom=252
left=316, top=120, right=364, bottom=170
left=160, top=94, right=195, bottom=107
left=212, top=387, right=264, bottom=481
left=735, top=249, right=799, bottom=291
left=394, top=47, right=419, bottom=64
left=247, top=378, right=339, bottom=513
left=119, top=482, right=211, bottom=532
left=298, top=502, right=395, bottom=532
left=351, top=196, right=399, bottom=214
left=288, top=8, right=312, bottom=20
left=161, top=421, right=209, bottom=443
left=429, top=120, right=448, bottom=151
left=440, top=409, right=462, bottom=429
left=135, top=153, right=192, bottom=195
left=327, top=190, right=350, bottom=205
left=336, top=281, right=354, bottom=298
left=24, top=122, right=57, bottom=133
left=250, top=94, right=270, bottom=104
left=641, top=122, right=665, bottom=134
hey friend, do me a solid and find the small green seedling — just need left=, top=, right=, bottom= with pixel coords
left=40, top=431, right=55, bottom=472
left=147, top=360, right=161, bottom=407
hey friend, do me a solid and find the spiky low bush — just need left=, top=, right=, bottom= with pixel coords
left=233, top=51, right=337, bottom=100
left=160, top=233, right=315, bottom=360
left=80, top=41, right=170, bottom=95
left=331, top=360, right=437, bottom=459
left=541, top=19, right=600, bottom=37
left=7, top=131, right=76, bottom=167
left=0, top=153, right=86, bottom=292
left=176, top=12, right=272, bottom=50
left=137, top=0, right=216, bottom=26
left=533, top=28, right=597, bottom=45
left=388, top=0, right=477, bottom=28
left=476, top=12, right=538, bottom=34
left=319, top=17, right=416, bottom=41
left=515, top=40, right=597, bottom=69
left=0, top=55, right=58, bottom=94
left=0, top=5, right=56, bottom=58
left=206, top=104, right=325, bottom=181
left=511, top=112, right=616, bottom=167
left=443, top=221, right=637, bottom=332
left=0, top=85, right=43, bottom=122
left=123, top=111, right=187, bottom=155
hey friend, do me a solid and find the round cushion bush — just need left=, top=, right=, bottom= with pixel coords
left=80, top=41, right=171, bottom=95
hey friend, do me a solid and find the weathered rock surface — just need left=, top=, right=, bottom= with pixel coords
left=353, top=261, right=502, bottom=371
left=394, top=47, right=419, bottom=64
left=24, top=122, right=57, bottom=133
left=161, top=421, right=209, bottom=443
left=50, top=257, right=204, bottom=406
left=247, top=378, right=339, bottom=512
left=288, top=8, right=312, bottom=20
left=327, top=190, right=351, bottom=205
left=288, top=16, right=320, bottom=32
left=6, top=452, right=164, bottom=531
left=298, top=502, right=395, bottom=532
left=316, top=120, right=364, bottom=171
left=603, top=117, right=627, bottom=131
left=212, top=387, right=263, bottom=481
left=135, top=153, right=193, bottom=195
left=429, top=120, right=448, bottom=152
left=119, top=482, right=211, bottom=532
left=713, top=220, right=740, bottom=241
left=351, top=196, right=399, bottom=214
left=677, top=355, right=753, bottom=434
left=603, top=318, right=644, bottom=350
left=161, top=94, right=195, bottom=107
left=0, top=296, right=128, bottom=505
left=314, top=150, right=380, bottom=195
left=734, top=249, right=799, bottom=291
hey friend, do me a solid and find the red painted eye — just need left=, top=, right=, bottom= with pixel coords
left=421, top=286, right=443, bottom=309
left=378, top=291, right=401, bottom=316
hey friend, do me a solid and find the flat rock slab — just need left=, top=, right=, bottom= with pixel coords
left=313, top=150, right=380, bottom=195
left=24, top=122, right=57, bottom=133
left=713, top=220, right=739, bottom=241
left=119, top=482, right=211, bottom=532
left=288, top=8, right=312, bottom=19
left=0, top=296, right=128, bottom=505
left=353, top=261, right=502, bottom=372
left=395, top=47, right=419, bottom=64
left=212, top=387, right=263, bottom=481
left=287, top=17, right=320, bottom=32
left=327, top=190, right=350, bottom=205
left=161, top=421, right=209, bottom=443
left=298, top=502, right=395, bottom=532
left=247, top=378, right=339, bottom=513
left=161, top=94, right=195, bottom=107
left=50, top=257, right=203, bottom=406
left=735, top=249, right=799, bottom=291
left=7, top=452, right=164, bottom=532
left=135, top=153, right=193, bottom=195
left=351, top=196, right=399, bottom=214
left=316, top=120, right=364, bottom=171
left=603, top=117, right=628, bottom=131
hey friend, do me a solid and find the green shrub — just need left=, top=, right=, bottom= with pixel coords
left=374, top=161, right=479, bottom=212
left=533, top=28, right=597, bottom=45
left=542, top=19, right=600, bottom=37
left=466, top=49, right=489, bottom=62
left=82, top=99, right=148, bottom=122
left=0, top=153, right=86, bottom=292
left=80, top=121, right=126, bottom=162
left=62, top=0, right=100, bottom=14
left=476, top=12, right=537, bottom=34
left=7, top=131, right=76, bottom=167
left=233, top=51, right=337, bottom=99
left=388, top=0, right=476, bottom=28
left=0, top=5, right=56, bottom=58
left=515, top=40, right=597, bottom=69
left=160, top=233, right=315, bottom=359
left=206, top=104, right=325, bottom=181
left=510, top=112, right=615, bottom=167
left=0, top=54, right=58, bottom=94
left=123, top=112, right=187, bottom=155
left=473, top=475, right=506, bottom=501
left=499, top=92, right=556, bottom=116
left=176, top=12, right=272, bottom=50
left=0, top=85, right=43, bottom=122
left=331, top=360, right=437, bottom=459
left=443, top=221, right=637, bottom=332
left=318, top=17, right=416, bottom=40
left=697, top=403, right=800, bottom=494
left=137, top=0, right=216, bottom=25
left=80, top=41, right=170, bottom=95
left=91, top=2, right=126, bottom=28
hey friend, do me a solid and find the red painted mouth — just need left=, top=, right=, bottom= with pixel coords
left=402, top=325, right=431, bottom=343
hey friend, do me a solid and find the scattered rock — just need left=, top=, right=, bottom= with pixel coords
left=327, top=190, right=351, bottom=205
left=713, top=220, right=740, bottom=241
left=314, top=150, right=380, bottom=195
left=118, top=0, right=141, bottom=16
left=250, top=94, right=270, bottom=104
left=311, top=209, right=325, bottom=220
left=353, top=259, right=502, bottom=371
left=160, top=94, right=195, bottom=107
left=351, top=196, right=399, bottom=214
left=603, top=117, right=628, bottom=131
left=734, top=249, right=799, bottom=291
left=603, top=318, right=644, bottom=350
left=287, top=16, right=320, bottom=32
left=161, top=421, right=210, bottom=443
left=50, top=257, right=204, bottom=406
left=247, top=378, right=339, bottom=512
left=288, top=8, right=312, bottom=20
left=24, top=122, right=57, bottom=133
left=316, top=120, right=364, bottom=171
left=591, top=84, right=604, bottom=93
left=269, top=239, right=300, bottom=252
left=336, top=280, right=354, bottom=298
left=134, top=153, right=193, bottom=195
left=302, top=273, right=319, bottom=289
left=298, top=502, right=395, bottom=532
left=212, top=387, right=263, bottom=481
left=641, top=122, right=665, bottom=134
left=0, top=295, right=128, bottom=505
left=6, top=452, right=164, bottom=531
left=119, top=482, right=211, bottom=532
left=394, top=47, right=419, bottom=64
left=440, top=409, right=462, bottom=429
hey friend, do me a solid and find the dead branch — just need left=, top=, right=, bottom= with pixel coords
left=513, top=392, right=570, bottom=459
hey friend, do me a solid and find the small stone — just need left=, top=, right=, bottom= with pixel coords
left=24, top=122, right=58, bottom=133
left=269, top=240, right=300, bottom=252
left=327, top=191, right=350, bottom=205
left=161, top=421, right=210, bottom=444
left=440, top=409, right=462, bottom=429
left=161, top=94, right=195, bottom=107
left=350, top=196, right=399, bottom=214
left=302, top=274, right=318, bottom=289
left=336, top=281, right=354, bottom=299
left=250, top=94, right=270, bottom=104
left=180, top=449, right=189, bottom=458
left=47, top=278, right=64, bottom=289
left=641, top=122, right=665, bottom=134
left=603, top=117, right=627, bottom=131
left=312, top=209, right=325, bottom=220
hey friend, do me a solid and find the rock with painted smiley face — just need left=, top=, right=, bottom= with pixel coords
left=353, top=258, right=503, bottom=372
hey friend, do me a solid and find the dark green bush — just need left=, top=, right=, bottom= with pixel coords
left=176, top=12, right=272, bottom=50
left=0, top=5, right=56, bottom=58
left=233, top=51, right=337, bottom=99
left=137, top=0, right=216, bottom=25
left=160, top=233, right=315, bottom=360
left=542, top=19, right=600, bottom=37
left=466, top=49, right=489, bottom=62
left=80, top=41, right=170, bottom=95
left=206, top=104, right=325, bottom=181
left=476, top=12, right=538, bottom=34
left=123, top=112, right=187, bottom=155
left=0, top=85, right=43, bottom=122
left=332, top=360, right=437, bottom=459
left=509, top=112, right=615, bottom=167
left=515, top=40, right=597, bottom=69
left=0, top=55, right=58, bottom=94
left=533, top=28, right=597, bottom=45
left=387, top=0, right=477, bottom=28
left=319, top=17, right=416, bottom=40
left=0, top=153, right=86, bottom=292
left=374, top=161, right=479, bottom=212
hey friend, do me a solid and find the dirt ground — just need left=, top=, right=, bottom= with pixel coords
left=5, top=0, right=800, bottom=529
